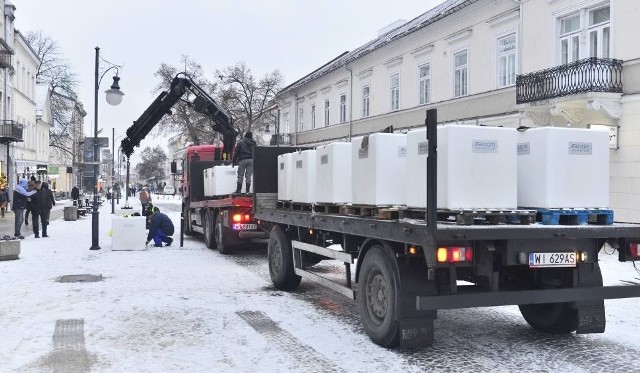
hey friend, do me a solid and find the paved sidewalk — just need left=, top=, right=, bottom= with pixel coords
left=0, top=200, right=70, bottom=238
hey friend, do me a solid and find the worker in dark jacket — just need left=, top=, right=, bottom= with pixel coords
left=28, top=181, right=44, bottom=238
left=146, top=207, right=174, bottom=247
left=39, top=182, right=55, bottom=237
left=232, top=131, right=255, bottom=194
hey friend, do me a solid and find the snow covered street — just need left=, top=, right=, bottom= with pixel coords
left=1, top=196, right=640, bottom=372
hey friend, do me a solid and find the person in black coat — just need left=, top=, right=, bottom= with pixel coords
left=232, top=131, right=255, bottom=194
left=145, top=207, right=174, bottom=247
left=39, top=182, right=55, bottom=237
left=28, top=181, right=44, bottom=238
left=71, top=186, right=80, bottom=206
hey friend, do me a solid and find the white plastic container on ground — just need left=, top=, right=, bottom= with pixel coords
left=111, top=216, right=147, bottom=251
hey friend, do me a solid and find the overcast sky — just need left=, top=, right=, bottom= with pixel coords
left=11, top=0, right=443, bottom=161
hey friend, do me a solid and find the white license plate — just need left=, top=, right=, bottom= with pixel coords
left=232, top=223, right=257, bottom=231
left=529, top=252, right=576, bottom=268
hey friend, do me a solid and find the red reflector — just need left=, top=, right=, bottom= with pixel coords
left=630, top=243, right=640, bottom=257
left=465, top=246, right=473, bottom=262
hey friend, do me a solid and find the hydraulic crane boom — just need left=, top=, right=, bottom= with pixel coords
left=121, top=73, right=237, bottom=159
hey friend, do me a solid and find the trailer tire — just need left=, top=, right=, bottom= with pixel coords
left=357, top=245, right=400, bottom=347
left=203, top=209, right=215, bottom=249
left=216, top=218, right=232, bottom=254
left=518, top=302, right=578, bottom=334
left=268, top=225, right=301, bottom=291
left=183, top=209, right=194, bottom=236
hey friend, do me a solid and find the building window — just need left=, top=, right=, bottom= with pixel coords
left=390, top=73, right=400, bottom=111
left=298, top=108, right=304, bottom=131
left=324, top=99, right=330, bottom=126
left=589, top=5, right=610, bottom=58
left=282, top=112, right=290, bottom=134
left=362, top=85, right=370, bottom=118
left=497, top=33, right=516, bottom=88
left=418, top=63, right=431, bottom=105
left=339, top=94, right=346, bottom=123
left=311, top=104, right=316, bottom=129
left=453, top=50, right=468, bottom=97
left=559, top=13, right=581, bottom=64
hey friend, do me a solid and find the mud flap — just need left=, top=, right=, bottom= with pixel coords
left=575, top=262, right=606, bottom=334
left=576, top=301, right=606, bottom=334
left=399, top=317, right=435, bottom=349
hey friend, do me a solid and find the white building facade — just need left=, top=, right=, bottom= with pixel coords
left=276, top=0, right=640, bottom=222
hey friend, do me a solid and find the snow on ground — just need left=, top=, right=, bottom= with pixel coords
left=1, top=194, right=640, bottom=372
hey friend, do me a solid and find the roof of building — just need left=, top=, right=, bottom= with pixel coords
left=281, top=0, right=477, bottom=93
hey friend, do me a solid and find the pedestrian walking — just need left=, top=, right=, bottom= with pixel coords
left=145, top=206, right=174, bottom=247
left=39, top=182, right=55, bottom=237
left=139, top=187, right=152, bottom=217
left=28, top=181, right=44, bottom=238
left=24, top=180, right=36, bottom=226
left=232, top=131, right=255, bottom=194
left=71, top=186, right=80, bottom=206
left=12, top=178, right=36, bottom=239
left=0, top=185, right=10, bottom=218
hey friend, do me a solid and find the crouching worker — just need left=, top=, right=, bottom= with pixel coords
left=145, top=206, right=174, bottom=247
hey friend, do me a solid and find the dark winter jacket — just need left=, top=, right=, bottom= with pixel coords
left=0, top=188, right=9, bottom=202
left=12, top=178, right=35, bottom=210
left=146, top=212, right=175, bottom=241
left=41, top=182, right=56, bottom=210
left=71, top=186, right=80, bottom=200
left=233, top=136, right=256, bottom=164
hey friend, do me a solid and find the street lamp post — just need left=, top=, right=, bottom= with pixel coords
left=91, top=46, right=124, bottom=251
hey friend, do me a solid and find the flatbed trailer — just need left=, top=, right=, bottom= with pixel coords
left=252, top=109, right=640, bottom=348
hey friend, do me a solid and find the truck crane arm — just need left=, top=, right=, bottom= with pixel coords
left=120, top=73, right=237, bottom=158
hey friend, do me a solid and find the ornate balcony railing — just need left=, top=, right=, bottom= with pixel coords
left=0, top=120, right=23, bottom=142
left=516, top=57, right=623, bottom=104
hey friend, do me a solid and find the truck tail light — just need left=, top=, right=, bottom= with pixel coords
left=436, top=246, right=473, bottom=263
left=629, top=243, right=640, bottom=258
left=232, top=213, right=253, bottom=223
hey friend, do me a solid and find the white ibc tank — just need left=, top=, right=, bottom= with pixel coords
left=316, top=142, right=353, bottom=204
left=406, top=126, right=518, bottom=209
left=211, top=165, right=238, bottom=195
left=517, top=127, right=609, bottom=208
left=292, top=150, right=316, bottom=203
left=352, top=133, right=407, bottom=206
left=203, top=167, right=214, bottom=197
left=277, top=153, right=293, bottom=201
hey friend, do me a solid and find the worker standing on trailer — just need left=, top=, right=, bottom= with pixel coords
left=232, top=131, right=255, bottom=194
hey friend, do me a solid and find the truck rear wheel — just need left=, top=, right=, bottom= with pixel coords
left=203, top=210, right=215, bottom=249
left=357, top=245, right=400, bottom=347
left=268, top=225, right=301, bottom=291
left=216, top=218, right=232, bottom=254
left=183, top=209, right=194, bottom=236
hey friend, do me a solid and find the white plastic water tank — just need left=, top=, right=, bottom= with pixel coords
left=277, top=153, right=293, bottom=201
left=517, top=127, right=609, bottom=208
left=203, top=167, right=214, bottom=197
left=406, top=125, right=518, bottom=209
left=292, top=150, right=316, bottom=203
left=352, top=133, right=407, bottom=206
left=316, top=142, right=353, bottom=204
left=211, top=165, right=238, bottom=195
